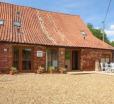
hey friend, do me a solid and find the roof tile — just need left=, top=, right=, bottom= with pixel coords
left=0, top=2, right=113, bottom=50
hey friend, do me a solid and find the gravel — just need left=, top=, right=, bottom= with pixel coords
left=0, top=73, right=114, bottom=104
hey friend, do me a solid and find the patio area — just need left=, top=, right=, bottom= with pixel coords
left=0, top=73, right=114, bottom=104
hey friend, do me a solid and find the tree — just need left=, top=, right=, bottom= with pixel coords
left=87, top=23, right=110, bottom=44
left=110, top=41, right=114, bottom=46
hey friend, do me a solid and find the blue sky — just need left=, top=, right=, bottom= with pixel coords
left=2, top=0, right=114, bottom=41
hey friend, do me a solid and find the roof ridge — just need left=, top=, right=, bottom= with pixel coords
left=0, top=2, right=80, bottom=17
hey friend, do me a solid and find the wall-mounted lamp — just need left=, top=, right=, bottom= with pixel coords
left=4, top=48, right=7, bottom=52
left=61, top=51, right=64, bottom=55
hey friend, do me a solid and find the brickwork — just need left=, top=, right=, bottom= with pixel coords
left=33, top=46, right=46, bottom=72
left=0, top=43, right=113, bottom=73
left=0, top=44, right=13, bottom=73
left=80, top=49, right=112, bottom=71
left=58, top=48, right=65, bottom=68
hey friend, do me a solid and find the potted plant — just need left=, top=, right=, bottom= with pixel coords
left=37, top=66, right=45, bottom=74
left=48, top=66, right=55, bottom=73
left=9, top=67, right=17, bottom=75
left=59, top=67, right=67, bottom=74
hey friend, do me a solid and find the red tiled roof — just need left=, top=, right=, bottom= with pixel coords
left=0, top=2, right=113, bottom=50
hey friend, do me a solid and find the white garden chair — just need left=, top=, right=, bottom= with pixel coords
left=105, top=63, right=111, bottom=72
left=110, top=63, right=114, bottom=73
left=100, top=63, right=111, bottom=72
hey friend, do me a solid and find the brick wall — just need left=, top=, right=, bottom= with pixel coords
left=80, top=49, right=112, bottom=71
left=58, top=48, right=65, bottom=68
left=33, top=46, right=46, bottom=72
left=0, top=43, right=13, bottom=73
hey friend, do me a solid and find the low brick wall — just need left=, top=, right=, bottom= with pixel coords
left=80, top=49, right=112, bottom=71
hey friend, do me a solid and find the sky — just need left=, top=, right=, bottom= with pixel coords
left=1, top=0, right=114, bottom=41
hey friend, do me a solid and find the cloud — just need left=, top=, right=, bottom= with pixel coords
left=105, top=24, right=114, bottom=37
left=105, top=30, right=114, bottom=36
left=104, top=24, right=114, bottom=41
left=110, top=25, right=114, bottom=30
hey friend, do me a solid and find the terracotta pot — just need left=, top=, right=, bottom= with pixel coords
left=37, top=70, right=41, bottom=74
left=9, top=71, right=14, bottom=75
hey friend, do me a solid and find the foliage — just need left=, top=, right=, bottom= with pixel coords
left=87, top=23, right=110, bottom=44
left=110, top=41, right=114, bottom=46
left=65, top=50, right=70, bottom=60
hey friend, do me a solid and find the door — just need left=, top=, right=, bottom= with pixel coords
left=13, top=47, right=32, bottom=72
left=13, top=48, right=19, bottom=70
left=22, top=48, right=32, bottom=71
left=47, top=49, right=58, bottom=68
left=72, top=51, right=79, bottom=70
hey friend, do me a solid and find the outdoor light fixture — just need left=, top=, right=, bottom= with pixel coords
left=4, top=48, right=7, bottom=52
left=61, top=51, right=64, bottom=55
left=81, top=31, right=87, bottom=40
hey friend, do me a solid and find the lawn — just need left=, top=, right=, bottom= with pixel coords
left=0, top=73, right=114, bottom=104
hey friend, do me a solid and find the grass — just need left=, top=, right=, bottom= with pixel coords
left=0, top=73, right=114, bottom=104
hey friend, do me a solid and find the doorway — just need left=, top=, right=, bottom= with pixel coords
left=72, top=50, right=79, bottom=70
left=47, top=49, right=58, bottom=69
left=13, top=47, right=32, bottom=72
left=13, top=48, right=19, bottom=70
left=22, top=48, right=32, bottom=71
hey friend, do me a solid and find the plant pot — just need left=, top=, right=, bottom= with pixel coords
left=49, top=69, right=53, bottom=74
left=9, top=71, right=14, bottom=75
left=60, top=70, right=64, bottom=74
left=37, top=70, right=42, bottom=74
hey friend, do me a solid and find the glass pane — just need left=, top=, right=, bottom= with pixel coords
left=106, top=58, right=109, bottom=63
left=13, top=48, right=19, bottom=70
left=22, top=48, right=31, bottom=70
left=47, top=49, right=58, bottom=68
left=101, top=58, right=105, bottom=63
left=65, top=50, right=70, bottom=60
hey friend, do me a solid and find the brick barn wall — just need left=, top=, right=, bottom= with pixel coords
left=33, top=46, right=46, bottom=72
left=80, top=49, right=112, bottom=71
left=58, top=48, right=65, bottom=68
left=0, top=43, right=13, bottom=73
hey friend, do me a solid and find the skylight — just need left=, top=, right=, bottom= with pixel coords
left=14, top=21, right=21, bottom=27
left=0, top=20, right=4, bottom=25
left=81, top=31, right=87, bottom=36
left=80, top=31, right=87, bottom=39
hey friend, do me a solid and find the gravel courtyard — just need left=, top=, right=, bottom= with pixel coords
left=0, top=73, right=114, bottom=104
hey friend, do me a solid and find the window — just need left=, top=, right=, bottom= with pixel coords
left=65, top=50, right=71, bottom=60
left=101, top=54, right=110, bottom=63
left=0, top=20, right=4, bottom=25
left=80, top=31, right=87, bottom=39
left=81, top=31, right=87, bottom=37
left=14, top=21, right=21, bottom=27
